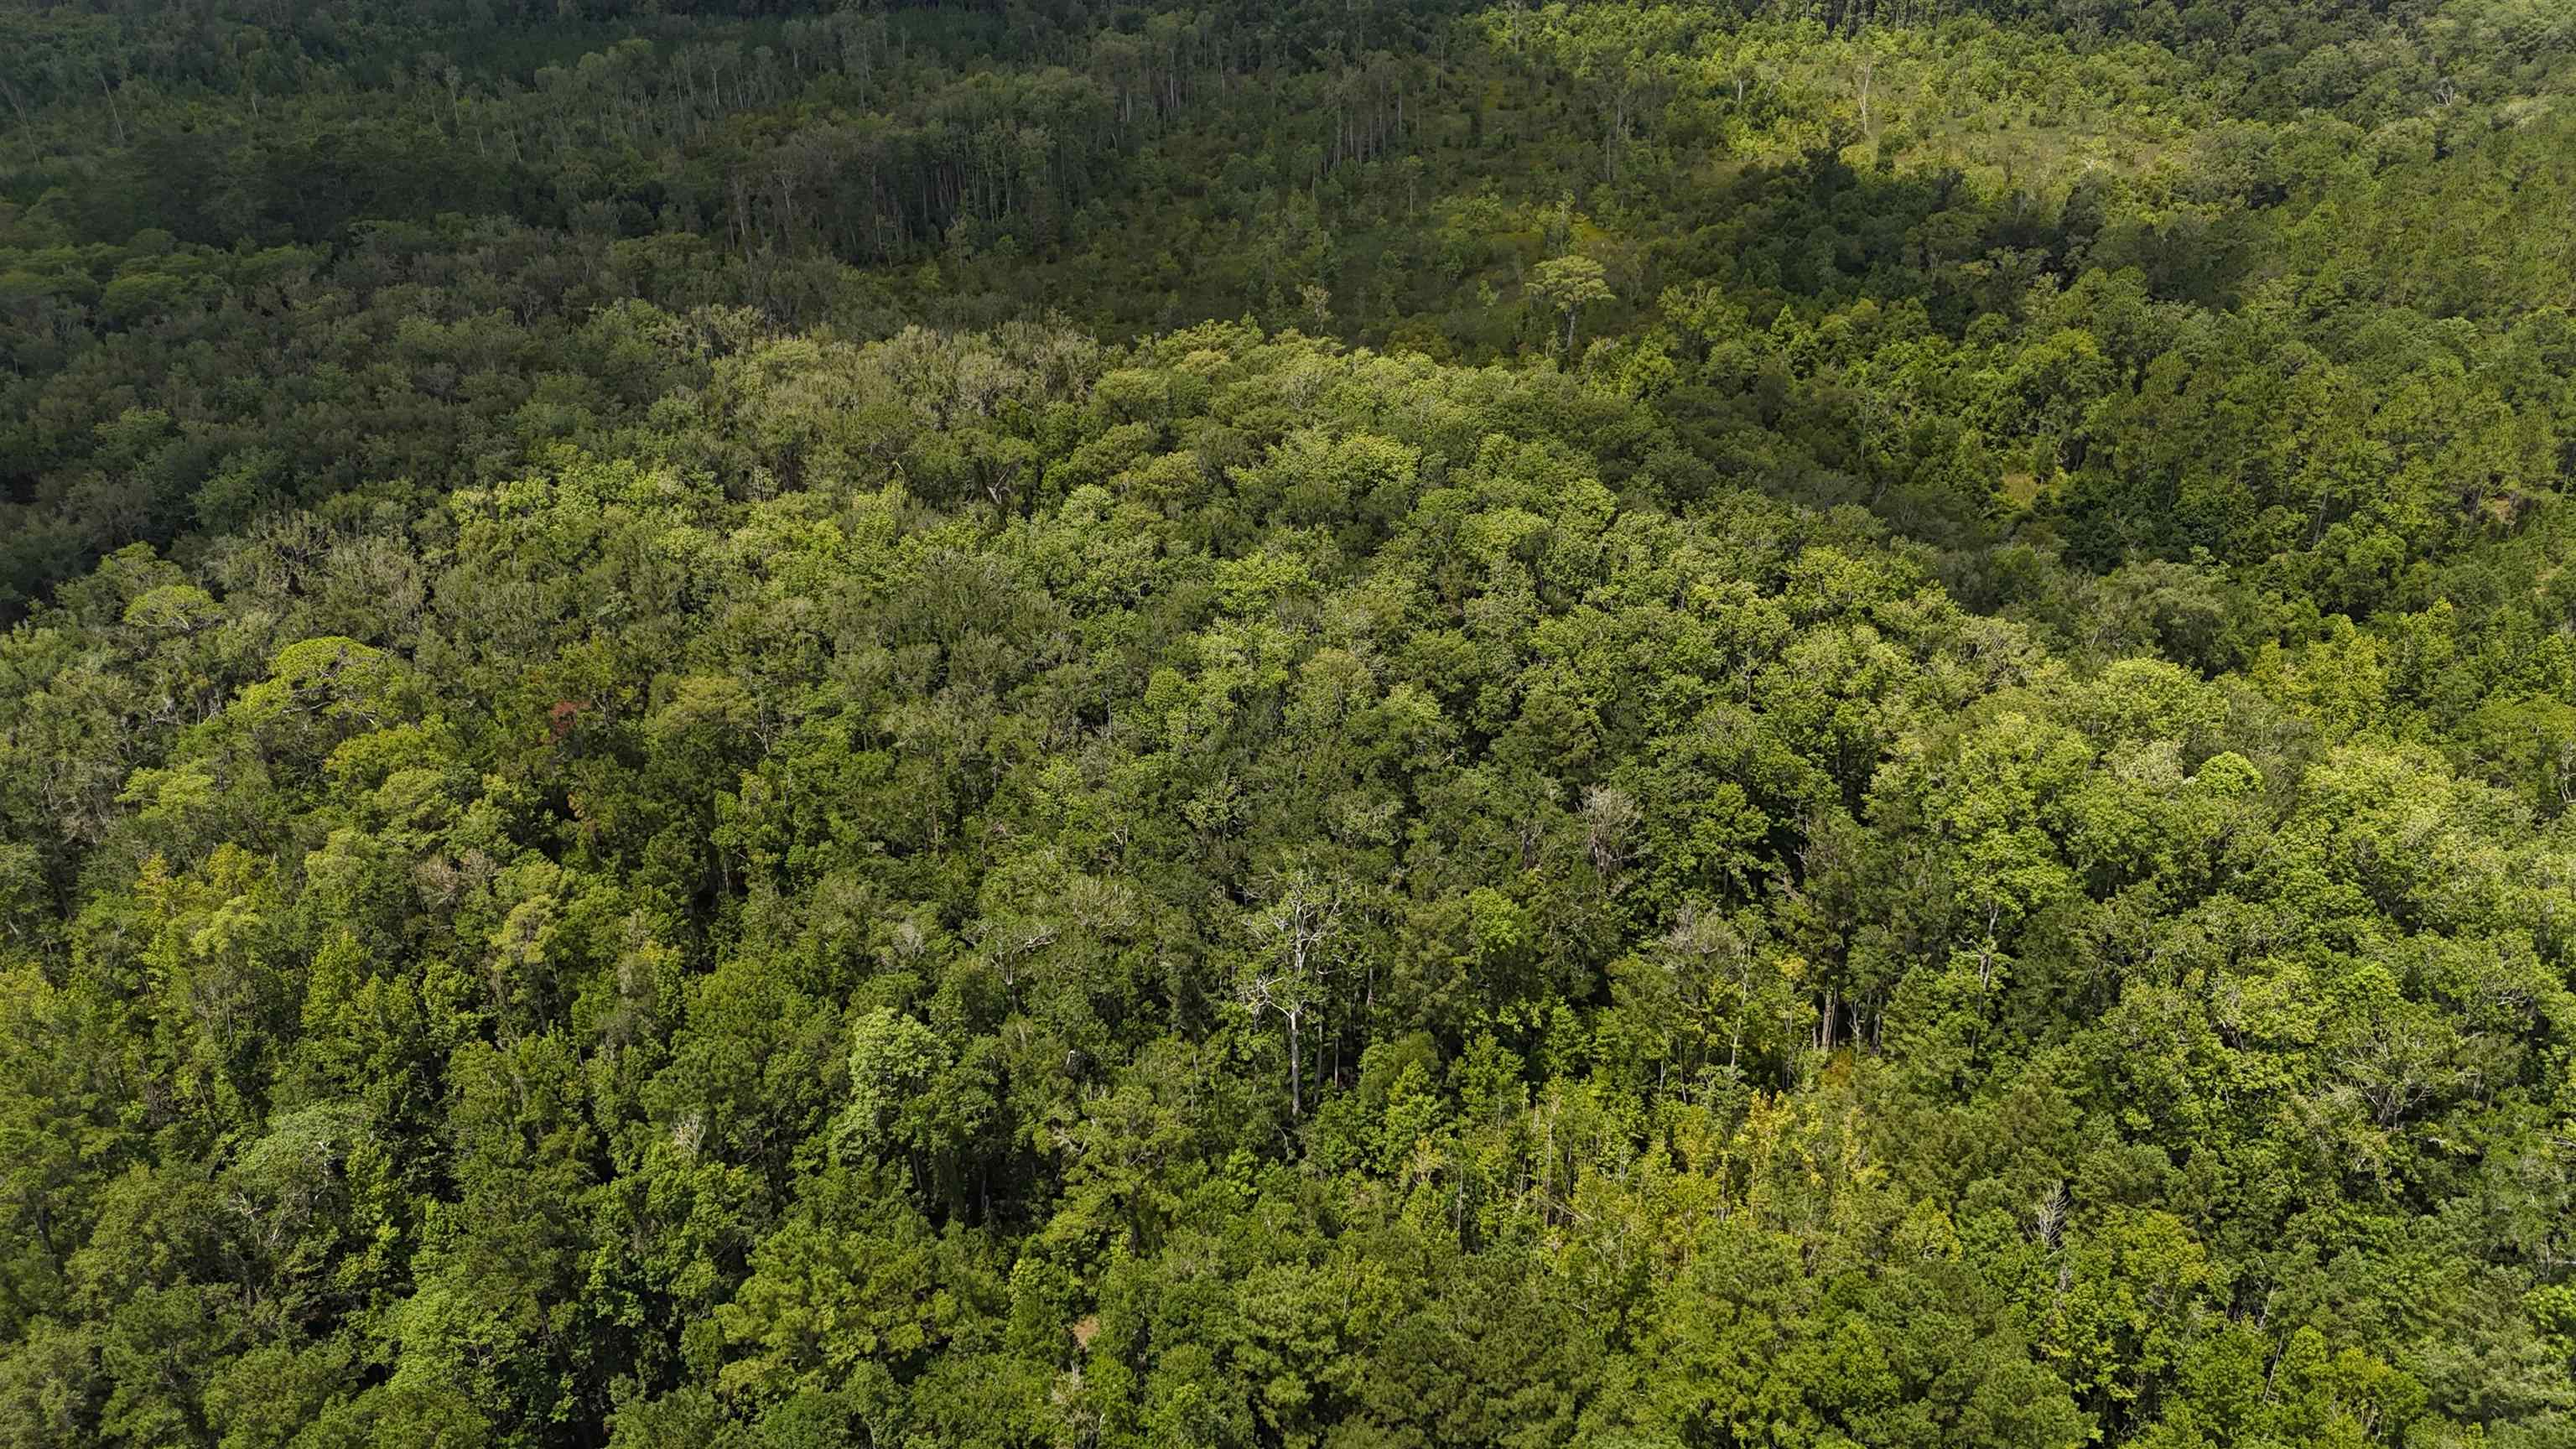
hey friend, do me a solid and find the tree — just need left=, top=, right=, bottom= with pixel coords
left=1234, top=868, right=1353, bottom=1119
left=1529, top=254, right=1613, bottom=356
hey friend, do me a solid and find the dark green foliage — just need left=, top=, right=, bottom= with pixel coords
left=4, top=0, right=2576, bottom=1446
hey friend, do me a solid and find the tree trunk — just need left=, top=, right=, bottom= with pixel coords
left=1286, top=1010, right=1303, bottom=1117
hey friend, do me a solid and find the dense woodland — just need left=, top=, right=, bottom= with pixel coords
left=5, top=0, right=2576, bottom=1445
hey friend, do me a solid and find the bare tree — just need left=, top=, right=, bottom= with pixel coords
left=1235, top=868, right=1350, bottom=1118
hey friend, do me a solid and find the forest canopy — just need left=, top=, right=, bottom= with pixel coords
left=4, top=1, right=2576, bottom=1446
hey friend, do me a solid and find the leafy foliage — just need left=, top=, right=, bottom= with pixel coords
left=3, top=0, right=2576, bottom=1446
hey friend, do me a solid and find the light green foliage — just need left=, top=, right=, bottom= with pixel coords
left=1530, top=255, right=1615, bottom=355
left=4, top=318, right=2560, bottom=1446
left=2, top=0, right=2574, bottom=1445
